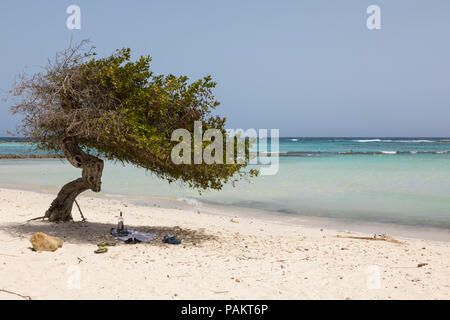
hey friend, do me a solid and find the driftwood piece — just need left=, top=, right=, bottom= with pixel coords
left=336, top=233, right=405, bottom=245
left=0, top=289, right=32, bottom=300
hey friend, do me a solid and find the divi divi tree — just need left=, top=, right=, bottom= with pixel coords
left=8, top=41, right=256, bottom=222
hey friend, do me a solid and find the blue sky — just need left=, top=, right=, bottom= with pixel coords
left=0, top=0, right=449, bottom=137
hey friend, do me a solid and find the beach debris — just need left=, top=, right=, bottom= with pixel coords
left=29, top=232, right=63, bottom=252
left=213, top=290, right=228, bottom=294
left=230, top=218, right=240, bottom=223
left=163, top=234, right=182, bottom=245
left=417, top=263, right=428, bottom=268
left=336, top=233, right=404, bottom=245
left=27, top=216, right=46, bottom=222
left=0, top=289, right=32, bottom=300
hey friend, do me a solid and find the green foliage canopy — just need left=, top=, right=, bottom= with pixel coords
left=9, top=41, right=257, bottom=190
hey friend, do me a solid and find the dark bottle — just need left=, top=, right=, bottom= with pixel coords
left=118, top=211, right=124, bottom=231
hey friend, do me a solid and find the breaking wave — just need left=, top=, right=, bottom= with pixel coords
left=256, top=150, right=450, bottom=157
left=353, top=139, right=437, bottom=143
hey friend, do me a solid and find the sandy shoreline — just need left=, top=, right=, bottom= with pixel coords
left=3, top=182, right=449, bottom=242
left=0, top=187, right=449, bottom=299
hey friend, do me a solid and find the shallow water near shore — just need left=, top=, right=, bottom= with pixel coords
left=1, top=137, right=449, bottom=232
left=0, top=159, right=449, bottom=235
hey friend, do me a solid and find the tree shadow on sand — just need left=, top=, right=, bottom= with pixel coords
left=0, top=220, right=218, bottom=247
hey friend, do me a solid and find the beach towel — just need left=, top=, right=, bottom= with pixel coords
left=110, top=228, right=158, bottom=243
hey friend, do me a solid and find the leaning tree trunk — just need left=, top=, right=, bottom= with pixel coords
left=45, top=137, right=104, bottom=222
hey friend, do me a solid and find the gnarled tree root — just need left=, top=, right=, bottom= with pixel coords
left=44, top=178, right=89, bottom=222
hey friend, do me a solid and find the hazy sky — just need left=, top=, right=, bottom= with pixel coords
left=0, top=0, right=449, bottom=137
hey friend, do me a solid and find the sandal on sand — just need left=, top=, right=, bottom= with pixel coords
left=94, top=247, right=108, bottom=254
left=163, top=234, right=181, bottom=245
left=124, top=238, right=141, bottom=244
left=97, top=241, right=116, bottom=247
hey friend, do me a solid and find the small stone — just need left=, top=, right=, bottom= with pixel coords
left=417, top=263, right=428, bottom=268
left=30, top=232, right=63, bottom=252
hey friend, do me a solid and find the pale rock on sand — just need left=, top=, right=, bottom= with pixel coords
left=29, top=232, right=63, bottom=252
left=0, top=188, right=449, bottom=300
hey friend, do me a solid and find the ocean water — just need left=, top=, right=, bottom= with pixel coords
left=1, top=137, right=449, bottom=229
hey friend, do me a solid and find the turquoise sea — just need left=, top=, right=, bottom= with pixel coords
left=1, top=137, right=449, bottom=229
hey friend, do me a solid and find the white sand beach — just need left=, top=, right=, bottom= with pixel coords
left=0, top=187, right=449, bottom=300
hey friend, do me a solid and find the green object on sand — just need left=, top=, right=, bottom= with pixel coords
left=94, top=247, right=108, bottom=254
left=94, top=241, right=114, bottom=254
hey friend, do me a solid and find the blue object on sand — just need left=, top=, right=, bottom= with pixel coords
left=163, top=234, right=181, bottom=245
